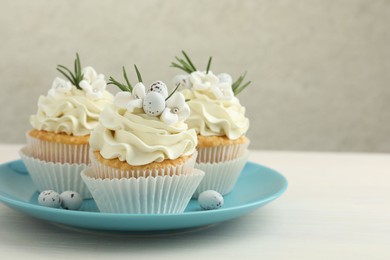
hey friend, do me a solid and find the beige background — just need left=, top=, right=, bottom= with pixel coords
left=0, top=0, right=389, bottom=152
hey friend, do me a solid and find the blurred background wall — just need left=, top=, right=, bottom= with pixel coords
left=0, top=0, right=389, bottom=152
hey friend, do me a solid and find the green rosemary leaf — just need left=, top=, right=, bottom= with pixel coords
left=206, top=56, right=212, bottom=74
left=170, top=51, right=198, bottom=73
left=170, top=62, right=192, bottom=73
left=78, top=73, right=85, bottom=86
left=107, top=77, right=119, bottom=86
left=57, top=65, right=77, bottom=83
left=74, top=61, right=77, bottom=81
left=134, top=64, right=143, bottom=83
left=122, top=66, right=133, bottom=92
left=182, top=51, right=197, bottom=71
left=232, top=71, right=251, bottom=95
left=55, top=53, right=85, bottom=89
left=108, top=76, right=130, bottom=92
left=73, top=58, right=77, bottom=80
left=75, top=53, right=82, bottom=77
left=170, top=62, right=185, bottom=69
left=233, top=80, right=251, bottom=95
left=232, top=72, right=247, bottom=91
left=56, top=68, right=76, bottom=86
left=68, top=53, right=82, bottom=89
left=185, top=99, right=191, bottom=102
left=232, top=76, right=243, bottom=91
left=165, top=83, right=180, bottom=101
left=175, top=57, right=194, bottom=73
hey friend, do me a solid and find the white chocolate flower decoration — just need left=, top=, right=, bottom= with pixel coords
left=79, top=66, right=107, bottom=100
left=218, top=73, right=233, bottom=85
left=173, top=74, right=191, bottom=89
left=189, top=71, right=219, bottom=90
left=210, top=82, right=234, bottom=100
left=114, top=82, right=146, bottom=112
left=161, top=92, right=190, bottom=125
left=209, top=73, right=234, bottom=100
left=48, top=77, right=72, bottom=97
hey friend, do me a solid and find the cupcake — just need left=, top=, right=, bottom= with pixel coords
left=19, top=54, right=114, bottom=198
left=81, top=65, right=204, bottom=214
left=171, top=51, right=250, bottom=197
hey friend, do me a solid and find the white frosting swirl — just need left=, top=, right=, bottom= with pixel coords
left=181, top=88, right=249, bottom=139
left=30, top=87, right=114, bottom=136
left=90, top=104, right=197, bottom=166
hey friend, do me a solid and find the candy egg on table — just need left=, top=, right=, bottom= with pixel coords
left=148, top=81, right=169, bottom=98
left=38, top=190, right=62, bottom=208
left=60, top=191, right=83, bottom=210
left=198, top=190, right=224, bottom=210
left=143, top=92, right=166, bottom=116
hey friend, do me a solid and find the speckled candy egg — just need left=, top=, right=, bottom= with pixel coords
left=60, top=191, right=83, bottom=210
left=38, top=190, right=61, bottom=208
left=142, top=92, right=166, bottom=116
left=148, top=81, right=169, bottom=98
left=198, top=190, right=224, bottom=210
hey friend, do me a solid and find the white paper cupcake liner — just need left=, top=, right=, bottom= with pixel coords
left=192, top=150, right=250, bottom=198
left=26, top=133, right=90, bottom=164
left=90, top=150, right=197, bottom=179
left=19, top=147, right=92, bottom=199
left=81, top=167, right=205, bottom=214
left=197, top=140, right=249, bottom=163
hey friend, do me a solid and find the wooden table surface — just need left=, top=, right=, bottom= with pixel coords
left=0, top=144, right=389, bottom=260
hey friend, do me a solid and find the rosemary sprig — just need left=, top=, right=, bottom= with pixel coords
left=56, top=53, right=84, bottom=89
left=232, top=71, right=251, bottom=95
left=107, top=65, right=144, bottom=92
left=170, top=51, right=198, bottom=74
left=107, top=76, right=131, bottom=92
left=171, top=59, right=193, bottom=74
left=171, top=50, right=214, bottom=75
left=182, top=51, right=197, bottom=71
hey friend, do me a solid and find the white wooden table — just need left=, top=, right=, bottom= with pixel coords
left=0, top=144, right=389, bottom=260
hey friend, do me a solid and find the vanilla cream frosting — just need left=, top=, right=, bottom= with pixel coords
left=181, top=88, right=249, bottom=140
left=90, top=104, right=197, bottom=166
left=30, top=87, right=114, bottom=136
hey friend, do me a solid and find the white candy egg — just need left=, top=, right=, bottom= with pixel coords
left=38, top=190, right=61, bottom=208
left=148, top=81, right=169, bottom=98
left=218, top=73, right=233, bottom=85
left=60, top=191, right=83, bottom=210
left=143, top=92, right=166, bottom=116
left=198, top=190, right=224, bottom=210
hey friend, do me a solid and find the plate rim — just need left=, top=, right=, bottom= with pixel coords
left=0, top=160, right=288, bottom=229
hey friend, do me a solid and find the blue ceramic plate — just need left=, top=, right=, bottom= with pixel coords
left=0, top=160, right=287, bottom=231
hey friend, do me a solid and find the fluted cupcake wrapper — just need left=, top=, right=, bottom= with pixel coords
left=192, top=150, right=250, bottom=198
left=26, top=133, right=90, bottom=164
left=81, top=167, right=205, bottom=214
left=196, top=140, right=250, bottom=163
left=90, top=150, right=197, bottom=179
left=19, top=147, right=92, bottom=199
